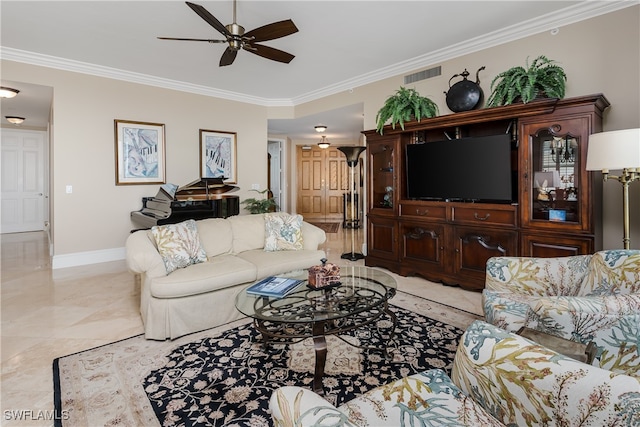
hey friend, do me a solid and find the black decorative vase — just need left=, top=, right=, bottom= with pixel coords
left=444, top=66, right=485, bottom=112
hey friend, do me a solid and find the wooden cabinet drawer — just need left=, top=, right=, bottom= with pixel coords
left=452, top=205, right=517, bottom=227
left=521, top=232, right=593, bottom=257
left=399, top=202, right=447, bottom=220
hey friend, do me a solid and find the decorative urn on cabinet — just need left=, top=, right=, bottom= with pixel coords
left=444, top=66, right=485, bottom=112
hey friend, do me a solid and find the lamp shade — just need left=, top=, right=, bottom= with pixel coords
left=534, top=170, right=561, bottom=188
left=337, top=146, right=366, bottom=166
left=586, top=128, right=640, bottom=171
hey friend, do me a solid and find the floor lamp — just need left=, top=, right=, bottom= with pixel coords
left=338, top=146, right=366, bottom=261
left=586, top=128, right=640, bottom=249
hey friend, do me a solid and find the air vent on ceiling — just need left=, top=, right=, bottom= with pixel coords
left=404, top=66, right=442, bottom=84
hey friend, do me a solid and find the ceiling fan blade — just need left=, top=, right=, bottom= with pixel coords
left=245, top=43, right=295, bottom=64
left=186, top=1, right=231, bottom=37
left=157, top=37, right=227, bottom=43
left=220, top=47, right=238, bottom=66
left=244, top=19, right=298, bottom=42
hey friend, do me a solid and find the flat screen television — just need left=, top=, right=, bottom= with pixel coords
left=406, top=134, right=514, bottom=203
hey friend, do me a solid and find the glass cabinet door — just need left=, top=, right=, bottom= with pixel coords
left=530, top=128, right=581, bottom=225
left=368, top=139, right=396, bottom=214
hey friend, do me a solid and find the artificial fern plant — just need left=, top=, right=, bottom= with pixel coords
left=376, top=87, right=439, bottom=134
left=241, top=189, right=277, bottom=214
left=486, top=55, right=567, bottom=107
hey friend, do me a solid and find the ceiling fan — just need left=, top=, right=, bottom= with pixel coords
left=158, top=1, right=298, bottom=67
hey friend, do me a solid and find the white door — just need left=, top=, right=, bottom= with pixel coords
left=1, top=129, right=46, bottom=233
left=268, top=139, right=284, bottom=211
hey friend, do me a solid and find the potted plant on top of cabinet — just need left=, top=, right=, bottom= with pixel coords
left=486, top=55, right=567, bottom=107
left=376, top=87, right=439, bottom=134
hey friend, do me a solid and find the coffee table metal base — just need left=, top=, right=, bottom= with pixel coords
left=253, top=301, right=397, bottom=394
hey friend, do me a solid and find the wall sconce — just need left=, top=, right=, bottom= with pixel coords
left=0, top=87, right=20, bottom=98
left=314, top=125, right=327, bottom=133
left=318, top=136, right=330, bottom=149
left=586, top=128, right=640, bottom=249
left=5, top=116, right=25, bottom=125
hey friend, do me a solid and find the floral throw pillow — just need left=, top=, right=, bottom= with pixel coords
left=151, top=219, right=207, bottom=274
left=264, top=213, right=304, bottom=251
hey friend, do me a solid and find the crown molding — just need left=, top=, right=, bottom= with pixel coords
left=1, top=1, right=634, bottom=108
left=292, top=0, right=636, bottom=105
left=0, top=47, right=292, bottom=107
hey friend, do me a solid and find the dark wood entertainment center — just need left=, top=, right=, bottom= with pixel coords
left=364, top=94, right=609, bottom=291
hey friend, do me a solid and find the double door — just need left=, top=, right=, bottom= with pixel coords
left=296, top=145, right=349, bottom=222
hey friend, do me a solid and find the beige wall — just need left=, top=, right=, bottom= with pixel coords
left=294, top=6, right=640, bottom=250
left=2, top=6, right=638, bottom=267
left=1, top=61, right=269, bottom=265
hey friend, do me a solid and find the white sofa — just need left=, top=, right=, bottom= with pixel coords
left=125, top=214, right=326, bottom=340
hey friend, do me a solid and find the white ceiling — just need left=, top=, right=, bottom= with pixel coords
left=0, top=1, right=632, bottom=140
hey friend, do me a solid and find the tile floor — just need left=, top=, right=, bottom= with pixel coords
left=0, top=225, right=482, bottom=426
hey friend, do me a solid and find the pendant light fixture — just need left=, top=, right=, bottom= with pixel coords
left=5, top=116, right=25, bottom=125
left=0, top=87, right=20, bottom=98
left=318, top=136, right=330, bottom=149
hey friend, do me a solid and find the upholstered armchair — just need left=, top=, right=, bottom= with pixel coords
left=483, top=250, right=640, bottom=377
left=270, top=321, right=640, bottom=426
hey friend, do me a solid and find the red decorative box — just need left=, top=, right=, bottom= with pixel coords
left=308, top=263, right=340, bottom=288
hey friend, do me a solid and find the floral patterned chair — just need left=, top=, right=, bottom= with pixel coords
left=483, top=249, right=640, bottom=377
left=269, top=320, right=640, bottom=426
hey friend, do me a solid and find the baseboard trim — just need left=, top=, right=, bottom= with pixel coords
left=52, top=247, right=125, bottom=269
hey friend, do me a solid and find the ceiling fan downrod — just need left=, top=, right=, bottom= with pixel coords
left=227, top=0, right=244, bottom=51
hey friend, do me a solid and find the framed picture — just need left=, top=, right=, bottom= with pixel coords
left=548, top=209, right=567, bottom=222
left=114, top=119, right=165, bottom=185
left=200, top=129, right=237, bottom=183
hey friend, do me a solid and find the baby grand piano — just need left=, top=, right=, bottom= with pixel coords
left=130, top=178, right=240, bottom=229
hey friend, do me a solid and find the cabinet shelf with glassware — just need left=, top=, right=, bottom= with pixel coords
left=519, top=95, right=609, bottom=257
left=365, top=135, right=402, bottom=272
left=364, top=94, right=609, bottom=291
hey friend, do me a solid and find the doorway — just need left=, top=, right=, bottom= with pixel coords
left=1, top=129, right=48, bottom=233
left=296, top=145, right=348, bottom=222
left=267, top=139, right=285, bottom=211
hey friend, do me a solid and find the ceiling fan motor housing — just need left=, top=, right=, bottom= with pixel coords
left=226, top=23, right=245, bottom=50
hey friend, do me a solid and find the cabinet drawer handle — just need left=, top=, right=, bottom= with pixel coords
left=415, top=209, right=429, bottom=216
left=474, top=212, right=490, bottom=221
left=406, top=228, right=438, bottom=240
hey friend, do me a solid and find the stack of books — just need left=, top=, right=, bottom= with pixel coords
left=246, top=276, right=304, bottom=298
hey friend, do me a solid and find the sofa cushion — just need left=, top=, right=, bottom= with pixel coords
left=151, top=219, right=207, bottom=274
left=339, top=369, right=502, bottom=426
left=527, top=294, right=640, bottom=375
left=228, top=214, right=266, bottom=253
left=579, top=250, right=640, bottom=295
left=238, top=249, right=326, bottom=279
left=195, top=218, right=233, bottom=258
left=482, top=289, right=535, bottom=332
left=452, top=320, right=640, bottom=426
left=270, top=370, right=502, bottom=426
left=264, top=212, right=303, bottom=251
left=149, top=254, right=257, bottom=298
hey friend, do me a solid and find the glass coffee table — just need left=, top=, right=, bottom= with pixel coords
left=235, top=266, right=397, bottom=393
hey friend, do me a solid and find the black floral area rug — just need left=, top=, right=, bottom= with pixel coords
left=142, top=306, right=463, bottom=426
left=53, top=292, right=481, bottom=427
